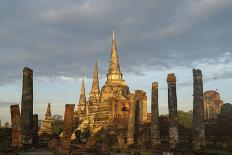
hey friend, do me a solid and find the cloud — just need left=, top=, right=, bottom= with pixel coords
left=0, top=100, right=19, bottom=108
left=0, top=0, right=231, bottom=85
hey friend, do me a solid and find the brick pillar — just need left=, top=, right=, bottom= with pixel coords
left=134, top=98, right=140, bottom=145
left=20, top=67, right=33, bottom=145
left=151, top=82, right=160, bottom=147
left=135, top=90, right=147, bottom=124
left=61, top=104, right=75, bottom=154
left=33, top=114, right=38, bottom=145
left=10, top=104, right=23, bottom=148
left=127, top=93, right=135, bottom=145
left=192, top=69, right=205, bottom=149
left=167, top=73, right=179, bottom=148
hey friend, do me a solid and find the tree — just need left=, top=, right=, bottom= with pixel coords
left=178, top=110, right=192, bottom=129
left=4, top=122, right=10, bottom=128
left=160, top=110, right=193, bottom=129
left=51, top=114, right=64, bottom=135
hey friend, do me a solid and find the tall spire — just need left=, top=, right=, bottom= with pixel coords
left=89, top=62, right=100, bottom=99
left=79, top=77, right=86, bottom=106
left=106, top=30, right=124, bottom=84
left=81, top=77, right=85, bottom=96
left=45, top=102, right=51, bottom=119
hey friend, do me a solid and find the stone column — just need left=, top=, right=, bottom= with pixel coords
left=10, top=104, right=23, bottom=148
left=134, top=98, right=140, bottom=145
left=141, top=94, right=147, bottom=123
left=135, top=90, right=147, bottom=124
left=151, top=82, right=160, bottom=147
left=20, top=67, right=33, bottom=145
left=127, top=93, right=135, bottom=145
left=167, top=73, right=179, bottom=148
left=192, top=69, right=205, bottom=149
left=33, top=114, right=38, bottom=145
left=61, top=104, right=75, bottom=154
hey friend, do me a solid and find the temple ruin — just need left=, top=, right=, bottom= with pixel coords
left=204, top=90, right=224, bottom=120
left=1, top=31, right=232, bottom=155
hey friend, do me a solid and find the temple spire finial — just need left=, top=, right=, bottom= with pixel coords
left=45, top=102, right=51, bottom=119
left=106, top=29, right=124, bottom=84
left=79, top=76, right=87, bottom=107
left=81, top=76, right=85, bottom=96
left=90, top=62, right=100, bottom=98
left=112, top=29, right=115, bottom=41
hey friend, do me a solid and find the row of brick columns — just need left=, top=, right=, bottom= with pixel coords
left=127, top=69, right=205, bottom=149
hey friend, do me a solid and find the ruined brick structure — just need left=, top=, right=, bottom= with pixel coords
left=10, top=104, right=23, bottom=148
left=204, top=90, right=223, bottom=120
left=39, top=103, right=54, bottom=136
left=61, top=104, right=75, bottom=154
left=192, top=69, right=205, bottom=149
left=20, top=67, right=33, bottom=145
left=151, top=82, right=160, bottom=147
left=167, top=73, right=179, bottom=148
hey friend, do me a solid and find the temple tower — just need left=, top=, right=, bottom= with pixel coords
left=151, top=82, right=160, bottom=147
left=89, top=62, right=100, bottom=101
left=94, top=30, right=130, bottom=130
left=106, top=30, right=125, bottom=85
left=76, top=77, right=87, bottom=121
left=192, top=69, right=205, bottom=149
left=88, top=62, right=101, bottom=129
left=167, top=73, right=179, bottom=148
left=20, top=67, right=33, bottom=145
left=39, top=103, right=54, bottom=136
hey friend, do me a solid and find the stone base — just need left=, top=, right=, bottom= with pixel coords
left=57, top=148, right=70, bottom=155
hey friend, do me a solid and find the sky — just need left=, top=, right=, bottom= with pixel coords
left=0, top=0, right=232, bottom=124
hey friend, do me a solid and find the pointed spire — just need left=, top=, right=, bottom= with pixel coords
left=89, top=62, right=100, bottom=98
left=45, top=102, right=51, bottom=119
left=79, top=77, right=86, bottom=106
left=107, top=30, right=123, bottom=84
left=81, top=77, right=85, bottom=96
left=112, top=29, right=115, bottom=41
left=109, top=30, right=120, bottom=73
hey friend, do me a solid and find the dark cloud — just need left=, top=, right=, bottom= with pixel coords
left=0, top=0, right=232, bottom=85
